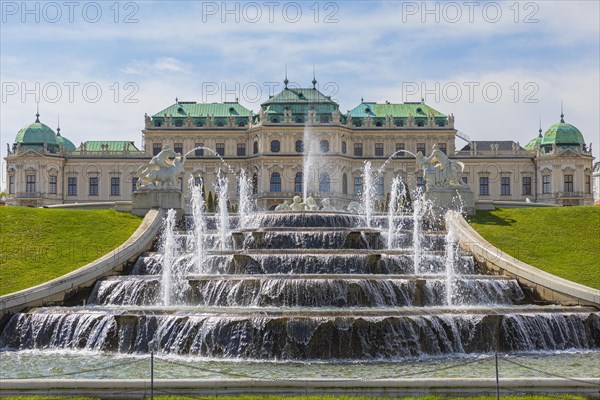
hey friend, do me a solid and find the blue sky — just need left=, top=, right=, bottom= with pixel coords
left=1, top=0, right=599, bottom=188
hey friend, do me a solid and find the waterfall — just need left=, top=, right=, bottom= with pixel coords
left=444, top=223, right=457, bottom=306
left=238, top=168, right=254, bottom=229
left=412, top=188, right=424, bottom=274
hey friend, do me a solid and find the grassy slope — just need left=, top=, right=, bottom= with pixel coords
left=468, top=206, right=600, bottom=290
left=0, top=207, right=142, bottom=296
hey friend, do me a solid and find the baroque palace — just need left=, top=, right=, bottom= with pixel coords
left=5, top=80, right=596, bottom=209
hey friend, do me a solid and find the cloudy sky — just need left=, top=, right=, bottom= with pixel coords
left=1, top=0, right=598, bottom=188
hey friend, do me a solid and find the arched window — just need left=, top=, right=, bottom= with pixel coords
left=341, top=141, right=347, bottom=154
left=271, top=117, right=279, bottom=123
left=271, top=140, right=280, bottom=153
left=252, top=174, right=258, bottom=194
left=296, top=116, right=304, bottom=123
left=270, top=172, right=281, bottom=192
left=319, top=140, right=329, bottom=153
left=342, top=173, right=348, bottom=194
left=295, top=140, right=304, bottom=153
left=294, top=172, right=303, bottom=193
left=319, top=172, right=330, bottom=193
left=253, top=141, right=259, bottom=154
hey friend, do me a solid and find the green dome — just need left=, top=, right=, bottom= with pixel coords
left=56, top=130, right=76, bottom=151
left=524, top=133, right=543, bottom=151
left=541, top=115, right=585, bottom=147
left=14, top=116, right=58, bottom=147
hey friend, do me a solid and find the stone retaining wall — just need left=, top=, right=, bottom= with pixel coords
left=0, top=378, right=598, bottom=398
left=446, top=210, right=600, bottom=307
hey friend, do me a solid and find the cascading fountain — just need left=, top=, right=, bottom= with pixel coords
left=1, top=161, right=598, bottom=377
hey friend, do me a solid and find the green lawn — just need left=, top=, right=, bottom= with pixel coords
left=1, top=396, right=590, bottom=400
left=468, top=206, right=600, bottom=290
left=0, top=207, right=142, bottom=296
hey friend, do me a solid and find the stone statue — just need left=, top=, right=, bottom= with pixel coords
left=290, top=196, right=307, bottom=211
left=320, top=198, right=336, bottom=211
left=136, top=145, right=185, bottom=189
left=144, top=113, right=151, bottom=129
left=305, top=196, right=319, bottom=211
left=332, top=109, right=340, bottom=124
left=346, top=201, right=363, bottom=214
left=274, top=200, right=291, bottom=211
left=415, top=144, right=466, bottom=189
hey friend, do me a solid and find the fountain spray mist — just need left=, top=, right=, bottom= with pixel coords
left=387, top=176, right=406, bottom=249
left=160, top=209, right=178, bottom=306
left=302, top=124, right=316, bottom=202
left=444, top=222, right=458, bottom=306
left=412, top=188, right=424, bottom=274
left=215, top=173, right=230, bottom=251
left=238, top=169, right=254, bottom=229
left=362, top=161, right=375, bottom=228
left=188, top=176, right=207, bottom=274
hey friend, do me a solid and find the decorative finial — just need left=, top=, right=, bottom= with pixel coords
left=57, top=115, right=61, bottom=136
left=361, top=97, right=364, bottom=103
left=284, top=64, right=289, bottom=89
left=35, top=102, right=40, bottom=122
left=175, top=97, right=179, bottom=103
left=560, top=100, right=564, bottom=122
left=538, top=116, right=542, bottom=136
left=312, top=65, right=317, bottom=89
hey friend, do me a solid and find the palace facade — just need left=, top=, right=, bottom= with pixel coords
left=5, top=81, right=596, bottom=210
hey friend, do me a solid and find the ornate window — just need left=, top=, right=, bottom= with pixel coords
left=295, top=140, right=304, bottom=153
left=479, top=177, right=489, bottom=196
left=342, top=173, right=348, bottom=194
left=395, top=143, right=405, bottom=157
left=542, top=175, right=551, bottom=194
left=132, top=177, right=139, bottom=193
left=68, top=177, right=77, bottom=196
left=341, top=141, right=347, bottom=154
left=438, top=143, right=447, bottom=154
left=49, top=175, right=57, bottom=194
left=294, top=172, right=303, bottom=193
left=501, top=177, right=511, bottom=195
left=375, top=143, right=384, bottom=157
left=216, top=143, right=225, bottom=156
left=237, top=143, right=246, bottom=156
left=89, top=177, right=99, bottom=196
left=152, top=143, right=162, bottom=156
left=319, top=140, right=329, bottom=153
left=354, top=143, right=363, bottom=156
left=253, top=141, right=259, bottom=154
left=417, top=143, right=426, bottom=154
left=8, top=175, right=15, bottom=194
left=252, top=174, right=258, bottom=194
left=564, top=175, right=573, bottom=193
left=26, top=175, right=36, bottom=193
left=585, top=175, right=591, bottom=194
left=195, top=143, right=204, bottom=157
left=271, top=140, right=280, bottom=153
left=522, top=177, right=532, bottom=195
left=376, top=177, right=384, bottom=196
left=174, top=143, right=183, bottom=154
left=319, top=172, right=330, bottom=193
left=270, top=172, right=281, bottom=192
left=111, top=177, right=120, bottom=196
left=354, top=177, right=363, bottom=195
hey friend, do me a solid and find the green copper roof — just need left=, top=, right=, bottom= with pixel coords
left=348, top=102, right=446, bottom=118
left=541, top=115, right=585, bottom=146
left=261, top=88, right=338, bottom=106
left=56, top=131, right=76, bottom=151
left=14, top=116, right=58, bottom=146
left=153, top=102, right=252, bottom=118
left=524, top=134, right=543, bottom=151
left=74, top=141, right=140, bottom=152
